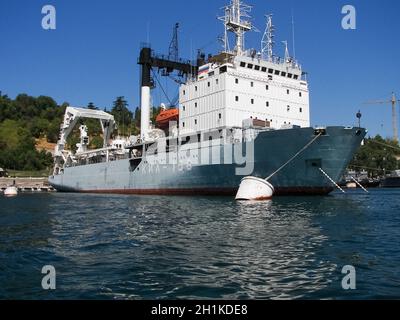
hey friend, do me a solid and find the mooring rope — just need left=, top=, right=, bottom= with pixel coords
left=350, top=176, right=369, bottom=193
left=319, top=167, right=346, bottom=194
left=265, top=133, right=323, bottom=181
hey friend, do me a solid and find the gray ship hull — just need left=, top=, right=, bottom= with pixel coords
left=49, top=127, right=366, bottom=196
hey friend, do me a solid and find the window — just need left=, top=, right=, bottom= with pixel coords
left=235, top=78, right=239, bottom=84
left=216, top=79, right=219, bottom=85
left=251, top=82, right=254, bottom=87
left=281, top=72, right=287, bottom=77
left=294, top=75, right=299, bottom=80
left=254, top=65, right=260, bottom=71
left=300, top=107, right=303, bottom=113
left=261, top=67, right=267, bottom=72
left=266, top=85, right=269, bottom=90
left=247, top=64, right=253, bottom=69
left=299, top=92, right=302, bottom=97
left=287, top=89, right=290, bottom=95
left=235, top=96, right=239, bottom=102
left=195, top=102, right=197, bottom=108
left=182, top=122, right=185, bottom=127
left=208, top=82, right=210, bottom=87
left=288, top=73, right=293, bottom=79
left=195, top=86, right=198, bottom=91
left=240, top=62, right=246, bottom=67
left=251, top=99, right=254, bottom=105
left=183, top=106, right=186, bottom=111
left=209, top=71, right=214, bottom=77
left=183, top=90, right=186, bottom=95
left=219, top=113, right=222, bottom=119
left=287, top=105, right=290, bottom=112
left=268, top=69, right=274, bottom=74
left=195, top=119, right=197, bottom=125
left=266, top=101, right=269, bottom=107
left=274, top=70, right=280, bottom=75
left=220, top=66, right=227, bottom=73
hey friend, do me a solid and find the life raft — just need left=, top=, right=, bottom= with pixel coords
left=156, top=109, right=179, bottom=129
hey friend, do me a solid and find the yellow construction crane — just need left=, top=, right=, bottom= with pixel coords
left=364, top=92, right=400, bottom=142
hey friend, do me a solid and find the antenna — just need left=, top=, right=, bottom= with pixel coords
left=261, top=14, right=274, bottom=61
left=168, top=23, right=179, bottom=61
left=282, top=40, right=290, bottom=62
left=291, top=9, right=296, bottom=60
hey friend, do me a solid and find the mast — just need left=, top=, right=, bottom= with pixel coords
left=261, top=14, right=274, bottom=61
left=219, top=0, right=253, bottom=56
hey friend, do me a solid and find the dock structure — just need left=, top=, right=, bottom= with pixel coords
left=0, top=177, right=56, bottom=193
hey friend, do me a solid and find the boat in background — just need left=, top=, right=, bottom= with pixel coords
left=381, top=170, right=400, bottom=188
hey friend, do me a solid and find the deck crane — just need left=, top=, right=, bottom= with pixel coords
left=364, top=92, right=400, bottom=143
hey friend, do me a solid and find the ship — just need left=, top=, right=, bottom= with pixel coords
left=48, top=0, right=366, bottom=196
left=381, top=170, right=400, bottom=188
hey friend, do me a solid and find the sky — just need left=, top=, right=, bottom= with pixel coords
left=1, top=0, right=400, bottom=138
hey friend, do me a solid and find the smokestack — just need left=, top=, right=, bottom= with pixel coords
left=139, top=47, right=153, bottom=141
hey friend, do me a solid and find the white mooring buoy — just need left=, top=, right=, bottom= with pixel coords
left=4, top=186, right=18, bottom=197
left=235, top=177, right=275, bottom=201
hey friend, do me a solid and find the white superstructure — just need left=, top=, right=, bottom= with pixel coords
left=179, top=0, right=310, bottom=135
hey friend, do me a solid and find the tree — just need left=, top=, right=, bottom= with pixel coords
left=87, top=102, right=98, bottom=110
left=350, top=135, right=400, bottom=177
left=111, top=96, right=133, bottom=136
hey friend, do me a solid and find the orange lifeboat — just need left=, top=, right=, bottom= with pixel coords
left=156, top=108, right=179, bottom=129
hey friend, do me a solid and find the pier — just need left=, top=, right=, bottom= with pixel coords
left=0, top=177, right=56, bottom=193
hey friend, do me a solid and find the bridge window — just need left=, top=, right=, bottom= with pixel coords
left=268, top=69, right=274, bottom=74
left=281, top=72, right=287, bottom=77
left=254, top=65, right=260, bottom=71
left=240, top=62, right=246, bottom=67
left=294, top=75, right=299, bottom=80
left=220, top=66, right=227, bottom=73
left=261, top=67, right=267, bottom=72
left=274, top=70, right=280, bottom=75
left=288, top=73, right=293, bottom=79
left=247, top=64, right=253, bottom=69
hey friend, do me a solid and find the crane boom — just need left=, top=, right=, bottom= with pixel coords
left=364, top=92, right=400, bottom=142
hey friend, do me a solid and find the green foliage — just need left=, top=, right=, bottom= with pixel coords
left=350, top=135, right=400, bottom=176
left=0, top=93, right=142, bottom=171
left=111, top=97, right=133, bottom=136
